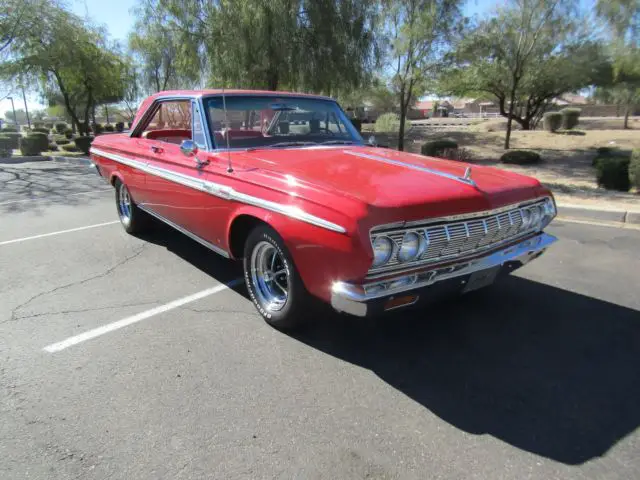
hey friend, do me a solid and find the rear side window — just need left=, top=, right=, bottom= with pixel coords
left=138, top=101, right=193, bottom=145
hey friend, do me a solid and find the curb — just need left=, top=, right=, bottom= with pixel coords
left=0, top=155, right=91, bottom=165
left=557, top=203, right=640, bottom=226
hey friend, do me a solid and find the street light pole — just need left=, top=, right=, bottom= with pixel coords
left=7, top=97, right=18, bottom=128
left=21, top=87, right=31, bottom=129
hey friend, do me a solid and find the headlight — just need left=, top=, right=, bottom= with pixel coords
left=397, top=232, right=424, bottom=263
left=540, top=197, right=556, bottom=229
left=530, top=205, right=542, bottom=228
left=372, top=236, right=393, bottom=267
left=521, top=208, right=532, bottom=230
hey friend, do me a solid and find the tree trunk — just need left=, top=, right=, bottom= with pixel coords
left=398, top=87, right=406, bottom=151
left=504, top=86, right=517, bottom=149
left=624, top=103, right=630, bottom=129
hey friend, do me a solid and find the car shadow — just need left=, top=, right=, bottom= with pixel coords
left=135, top=226, right=640, bottom=466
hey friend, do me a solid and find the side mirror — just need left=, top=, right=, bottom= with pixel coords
left=180, top=139, right=198, bottom=157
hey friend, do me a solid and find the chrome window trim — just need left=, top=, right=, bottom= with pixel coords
left=344, top=150, right=478, bottom=187
left=90, top=147, right=347, bottom=234
left=130, top=95, right=199, bottom=139
left=137, top=204, right=230, bottom=258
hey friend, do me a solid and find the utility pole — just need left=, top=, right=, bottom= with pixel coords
left=21, top=86, right=31, bottom=129
left=7, top=97, right=17, bottom=128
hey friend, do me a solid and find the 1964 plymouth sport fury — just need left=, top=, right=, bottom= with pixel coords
left=90, top=90, right=557, bottom=329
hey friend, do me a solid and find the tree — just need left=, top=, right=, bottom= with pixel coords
left=381, top=0, right=463, bottom=150
left=131, top=0, right=379, bottom=94
left=1, top=3, right=128, bottom=134
left=0, top=0, right=47, bottom=55
left=596, top=0, right=640, bottom=129
left=439, top=0, right=608, bottom=148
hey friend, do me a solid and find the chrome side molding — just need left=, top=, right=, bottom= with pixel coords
left=90, top=147, right=347, bottom=234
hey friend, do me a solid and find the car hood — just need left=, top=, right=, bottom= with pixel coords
left=232, top=145, right=543, bottom=211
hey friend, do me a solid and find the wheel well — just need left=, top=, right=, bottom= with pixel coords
left=228, top=215, right=268, bottom=259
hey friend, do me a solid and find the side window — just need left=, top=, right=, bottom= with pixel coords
left=139, top=101, right=193, bottom=145
left=192, top=102, right=207, bottom=149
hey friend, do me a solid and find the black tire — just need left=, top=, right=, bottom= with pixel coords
left=243, top=225, right=313, bottom=330
left=114, top=179, right=150, bottom=234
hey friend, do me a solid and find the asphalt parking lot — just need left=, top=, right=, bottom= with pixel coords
left=1, top=159, right=639, bottom=480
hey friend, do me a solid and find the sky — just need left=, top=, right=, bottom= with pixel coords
left=0, top=0, right=593, bottom=118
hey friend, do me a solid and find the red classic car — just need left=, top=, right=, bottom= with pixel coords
left=90, top=90, right=557, bottom=329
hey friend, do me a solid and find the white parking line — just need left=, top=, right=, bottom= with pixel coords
left=0, top=221, right=119, bottom=246
left=43, top=279, right=243, bottom=353
left=0, top=188, right=113, bottom=206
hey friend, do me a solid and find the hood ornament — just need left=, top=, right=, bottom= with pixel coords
left=461, top=166, right=477, bottom=187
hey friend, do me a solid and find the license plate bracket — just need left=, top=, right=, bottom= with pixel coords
left=462, top=266, right=501, bottom=293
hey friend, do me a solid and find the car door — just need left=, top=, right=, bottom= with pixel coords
left=139, top=99, right=233, bottom=254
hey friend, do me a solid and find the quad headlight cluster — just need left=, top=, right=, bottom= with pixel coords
left=370, top=197, right=556, bottom=270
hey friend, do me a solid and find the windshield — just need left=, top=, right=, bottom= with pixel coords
left=204, top=95, right=363, bottom=150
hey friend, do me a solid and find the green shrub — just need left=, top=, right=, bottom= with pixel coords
left=0, top=135, right=14, bottom=157
left=74, top=136, right=93, bottom=154
left=28, top=132, right=49, bottom=152
left=629, top=149, right=640, bottom=191
left=64, top=128, right=73, bottom=139
left=594, top=155, right=631, bottom=191
left=44, top=122, right=54, bottom=129
left=32, top=127, right=50, bottom=134
left=61, top=144, right=79, bottom=152
left=596, top=146, right=615, bottom=155
left=55, top=122, right=67, bottom=134
left=104, top=124, right=115, bottom=132
left=560, top=108, right=581, bottom=130
left=500, top=150, right=541, bottom=165
left=48, top=143, right=59, bottom=151
left=542, top=112, right=562, bottom=132
left=92, top=123, right=104, bottom=134
left=374, top=113, right=401, bottom=133
left=55, top=137, right=71, bottom=145
left=1, top=132, right=21, bottom=149
left=1, top=126, right=18, bottom=133
left=115, top=121, right=125, bottom=132
left=19, top=136, right=42, bottom=156
left=32, top=121, right=44, bottom=129
left=421, top=139, right=459, bottom=157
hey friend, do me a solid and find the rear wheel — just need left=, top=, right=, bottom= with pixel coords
left=243, top=225, right=312, bottom=330
left=114, top=179, right=150, bottom=234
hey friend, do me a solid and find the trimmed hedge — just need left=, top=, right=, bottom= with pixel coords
left=32, top=121, right=44, bottom=129
left=104, top=124, right=115, bottom=132
left=629, top=149, right=640, bottom=191
left=31, top=127, right=50, bottom=134
left=421, top=139, right=458, bottom=157
left=92, top=123, right=104, bottom=134
left=28, top=132, right=49, bottom=152
left=560, top=108, right=581, bottom=130
left=500, top=150, right=541, bottom=165
left=1, top=126, right=18, bottom=133
left=543, top=112, right=562, bottom=132
left=55, top=137, right=71, bottom=145
left=48, top=143, right=58, bottom=151
left=0, top=135, right=14, bottom=157
left=1, top=132, right=21, bottom=149
left=19, top=136, right=42, bottom=156
left=115, top=122, right=125, bottom=132
left=55, top=122, right=68, bottom=134
left=74, top=136, right=93, bottom=154
left=61, top=144, right=79, bottom=152
left=594, top=155, right=631, bottom=191
left=44, top=122, right=54, bottom=129
left=64, top=128, right=73, bottom=139
left=374, top=113, right=401, bottom=133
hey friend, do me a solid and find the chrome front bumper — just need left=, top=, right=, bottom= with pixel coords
left=331, top=232, right=557, bottom=317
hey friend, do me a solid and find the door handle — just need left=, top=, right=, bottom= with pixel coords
left=150, top=145, right=164, bottom=154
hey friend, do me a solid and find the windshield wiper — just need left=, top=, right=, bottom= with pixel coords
left=247, top=141, right=317, bottom=151
left=320, top=140, right=355, bottom=145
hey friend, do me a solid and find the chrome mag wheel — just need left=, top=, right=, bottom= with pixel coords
left=118, top=184, right=132, bottom=225
left=250, top=241, right=290, bottom=312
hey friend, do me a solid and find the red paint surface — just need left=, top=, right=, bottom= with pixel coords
left=92, top=92, right=553, bottom=302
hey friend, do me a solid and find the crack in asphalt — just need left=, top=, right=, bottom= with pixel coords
left=179, top=306, right=257, bottom=316
left=4, top=244, right=148, bottom=325
left=10, top=300, right=160, bottom=321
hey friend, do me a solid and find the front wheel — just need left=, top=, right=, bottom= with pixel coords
left=243, top=225, right=312, bottom=330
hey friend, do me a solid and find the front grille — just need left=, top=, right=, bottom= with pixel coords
left=369, top=200, right=546, bottom=277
